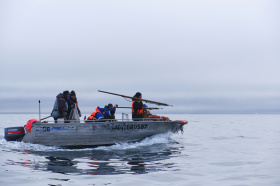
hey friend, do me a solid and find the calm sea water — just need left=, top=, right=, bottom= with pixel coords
left=0, top=114, right=279, bottom=186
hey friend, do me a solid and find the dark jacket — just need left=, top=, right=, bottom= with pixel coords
left=103, top=106, right=116, bottom=119
left=132, top=100, right=143, bottom=119
left=67, top=97, right=81, bottom=120
left=51, top=93, right=68, bottom=119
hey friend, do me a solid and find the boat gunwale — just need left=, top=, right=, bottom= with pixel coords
left=35, top=119, right=181, bottom=125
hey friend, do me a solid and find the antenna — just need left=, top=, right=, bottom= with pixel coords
left=39, top=100, right=41, bottom=122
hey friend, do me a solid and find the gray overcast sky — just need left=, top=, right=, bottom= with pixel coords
left=0, top=0, right=279, bottom=114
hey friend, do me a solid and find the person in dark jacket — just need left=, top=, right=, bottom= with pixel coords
left=132, top=92, right=143, bottom=121
left=103, top=103, right=117, bottom=119
left=67, top=90, right=82, bottom=122
left=51, top=90, right=70, bottom=123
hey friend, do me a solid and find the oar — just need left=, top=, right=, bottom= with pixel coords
left=41, top=116, right=51, bottom=121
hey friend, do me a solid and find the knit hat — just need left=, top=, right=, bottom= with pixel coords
left=63, top=90, right=70, bottom=96
left=134, top=92, right=142, bottom=98
left=70, top=90, right=76, bottom=97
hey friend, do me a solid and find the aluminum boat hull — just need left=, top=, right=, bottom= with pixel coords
left=22, top=120, right=185, bottom=147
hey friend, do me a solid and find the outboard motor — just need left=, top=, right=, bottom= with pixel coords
left=4, top=118, right=39, bottom=142
left=4, top=127, right=26, bottom=141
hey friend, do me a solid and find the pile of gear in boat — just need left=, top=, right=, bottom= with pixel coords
left=51, top=90, right=166, bottom=123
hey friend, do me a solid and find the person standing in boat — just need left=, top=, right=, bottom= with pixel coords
left=51, top=90, right=70, bottom=123
left=103, top=103, right=117, bottom=119
left=132, top=92, right=144, bottom=121
left=67, top=90, right=82, bottom=123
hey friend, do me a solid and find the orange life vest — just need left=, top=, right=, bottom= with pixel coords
left=87, top=108, right=103, bottom=120
left=132, top=101, right=143, bottom=116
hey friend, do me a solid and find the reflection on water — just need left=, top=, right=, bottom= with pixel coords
left=128, top=158, right=146, bottom=174
left=46, top=156, right=75, bottom=174
left=3, top=136, right=184, bottom=176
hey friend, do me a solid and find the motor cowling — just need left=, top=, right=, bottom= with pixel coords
left=26, top=118, right=39, bottom=133
left=4, top=127, right=26, bottom=141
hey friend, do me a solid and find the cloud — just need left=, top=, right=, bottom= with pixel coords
left=0, top=0, right=279, bottom=113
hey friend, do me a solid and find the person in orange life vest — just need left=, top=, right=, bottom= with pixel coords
left=132, top=92, right=144, bottom=121
left=87, top=107, right=104, bottom=120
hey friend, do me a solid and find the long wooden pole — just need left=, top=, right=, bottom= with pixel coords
left=117, top=107, right=163, bottom=110
left=98, top=90, right=172, bottom=106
